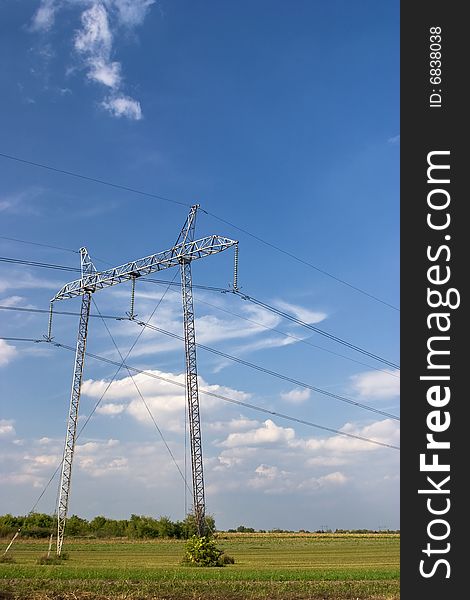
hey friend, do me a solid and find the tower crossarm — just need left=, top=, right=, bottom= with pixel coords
left=52, top=235, right=238, bottom=301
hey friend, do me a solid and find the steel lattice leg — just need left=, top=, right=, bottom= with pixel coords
left=180, top=259, right=206, bottom=536
left=56, top=292, right=92, bottom=556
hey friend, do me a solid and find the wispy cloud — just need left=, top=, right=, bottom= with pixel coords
left=388, top=134, right=400, bottom=144
left=31, top=0, right=57, bottom=31
left=0, top=188, right=44, bottom=215
left=30, top=1, right=154, bottom=119
left=0, top=272, right=61, bottom=294
left=273, top=300, right=327, bottom=324
left=102, top=95, right=142, bottom=120
left=74, top=3, right=122, bottom=90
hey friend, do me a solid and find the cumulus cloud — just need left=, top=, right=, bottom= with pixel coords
left=82, top=368, right=249, bottom=432
left=298, top=471, right=348, bottom=491
left=96, top=402, right=126, bottom=416
left=350, top=370, right=400, bottom=399
left=0, top=420, right=16, bottom=437
left=280, top=388, right=311, bottom=404
left=293, top=418, right=400, bottom=454
left=30, top=1, right=154, bottom=119
left=220, top=419, right=295, bottom=448
left=0, top=340, right=17, bottom=367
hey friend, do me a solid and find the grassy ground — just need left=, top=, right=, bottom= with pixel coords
left=0, top=533, right=400, bottom=599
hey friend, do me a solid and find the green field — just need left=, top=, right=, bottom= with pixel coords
left=0, top=533, right=400, bottom=599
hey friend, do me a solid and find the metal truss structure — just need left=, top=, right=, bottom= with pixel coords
left=51, top=206, right=237, bottom=554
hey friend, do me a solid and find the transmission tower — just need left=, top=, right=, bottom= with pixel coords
left=50, top=206, right=238, bottom=554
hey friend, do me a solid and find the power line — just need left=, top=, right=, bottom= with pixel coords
left=204, top=210, right=399, bottom=311
left=45, top=339, right=399, bottom=451
left=0, top=151, right=398, bottom=311
left=0, top=336, right=45, bottom=343
left=92, top=298, right=190, bottom=493
left=0, top=256, right=227, bottom=293
left=0, top=305, right=400, bottom=420
left=0, top=152, right=189, bottom=208
left=0, top=335, right=399, bottom=450
left=0, top=274, right=182, bottom=520
left=0, top=254, right=399, bottom=371
left=190, top=294, right=400, bottom=378
left=0, top=302, right=400, bottom=379
left=131, top=319, right=400, bottom=421
left=236, top=292, right=400, bottom=370
left=0, top=256, right=78, bottom=272
left=0, top=235, right=78, bottom=254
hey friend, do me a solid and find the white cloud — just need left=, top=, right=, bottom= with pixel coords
left=0, top=188, right=45, bottom=215
left=82, top=368, right=249, bottom=431
left=298, top=471, right=348, bottom=491
left=112, top=0, right=155, bottom=27
left=247, top=464, right=293, bottom=493
left=102, top=95, right=142, bottom=120
left=350, top=370, right=400, bottom=399
left=0, top=272, right=61, bottom=293
left=0, top=200, right=13, bottom=212
left=206, top=417, right=259, bottom=433
left=293, top=418, right=400, bottom=454
left=280, top=388, right=311, bottom=404
left=96, top=402, right=126, bottom=415
left=31, top=0, right=57, bottom=31
left=30, top=1, right=153, bottom=119
left=0, top=296, right=27, bottom=307
left=388, top=134, right=400, bottom=144
left=221, top=419, right=295, bottom=448
left=75, top=3, right=121, bottom=90
left=0, top=340, right=17, bottom=367
left=233, top=334, right=298, bottom=355
left=0, top=419, right=16, bottom=437
left=273, top=300, right=327, bottom=324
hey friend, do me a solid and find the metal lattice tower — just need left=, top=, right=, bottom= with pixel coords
left=56, top=248, right=95, bottom=556
left=177, top=207, right=206, bottom=535
left=51, top=207, right=238, bottom=554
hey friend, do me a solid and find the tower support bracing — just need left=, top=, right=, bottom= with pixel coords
left=56, top=291, right=91, bottom=555
left=51, top=212, right=237, bottom=551
left=180, top=258, right=206, bottom=536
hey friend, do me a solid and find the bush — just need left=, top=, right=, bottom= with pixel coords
left=36, top=552, right=68, bottom=565
left=0, top=554, right=15, bottom=564
left=182, top=535, right=233, bottom=567
left=220, top=553, right=235, bottom=564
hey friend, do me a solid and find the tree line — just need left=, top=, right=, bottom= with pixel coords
left=0, top=513, right=215, bottom=539
left=0, top=514, right=399, bottom=539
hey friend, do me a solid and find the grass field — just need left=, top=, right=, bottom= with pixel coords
left=0, top=533, right=400, bottom=600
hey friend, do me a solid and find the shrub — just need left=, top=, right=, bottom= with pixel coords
left=182, top=535, right=233, bottom=567
left=220, top=553, right=235, bottom=564
left=36, top=552, right=68, bottom=565
left=0, top=554, right=15, bottom=564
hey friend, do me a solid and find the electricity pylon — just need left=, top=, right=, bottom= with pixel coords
left=51, top=206, right=238, bottom=554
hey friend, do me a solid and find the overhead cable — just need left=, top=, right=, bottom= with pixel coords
left=0, top=151, right=398, bottom=311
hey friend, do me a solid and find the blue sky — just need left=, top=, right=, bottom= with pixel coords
left=0, top=0, right=399, bottom=531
